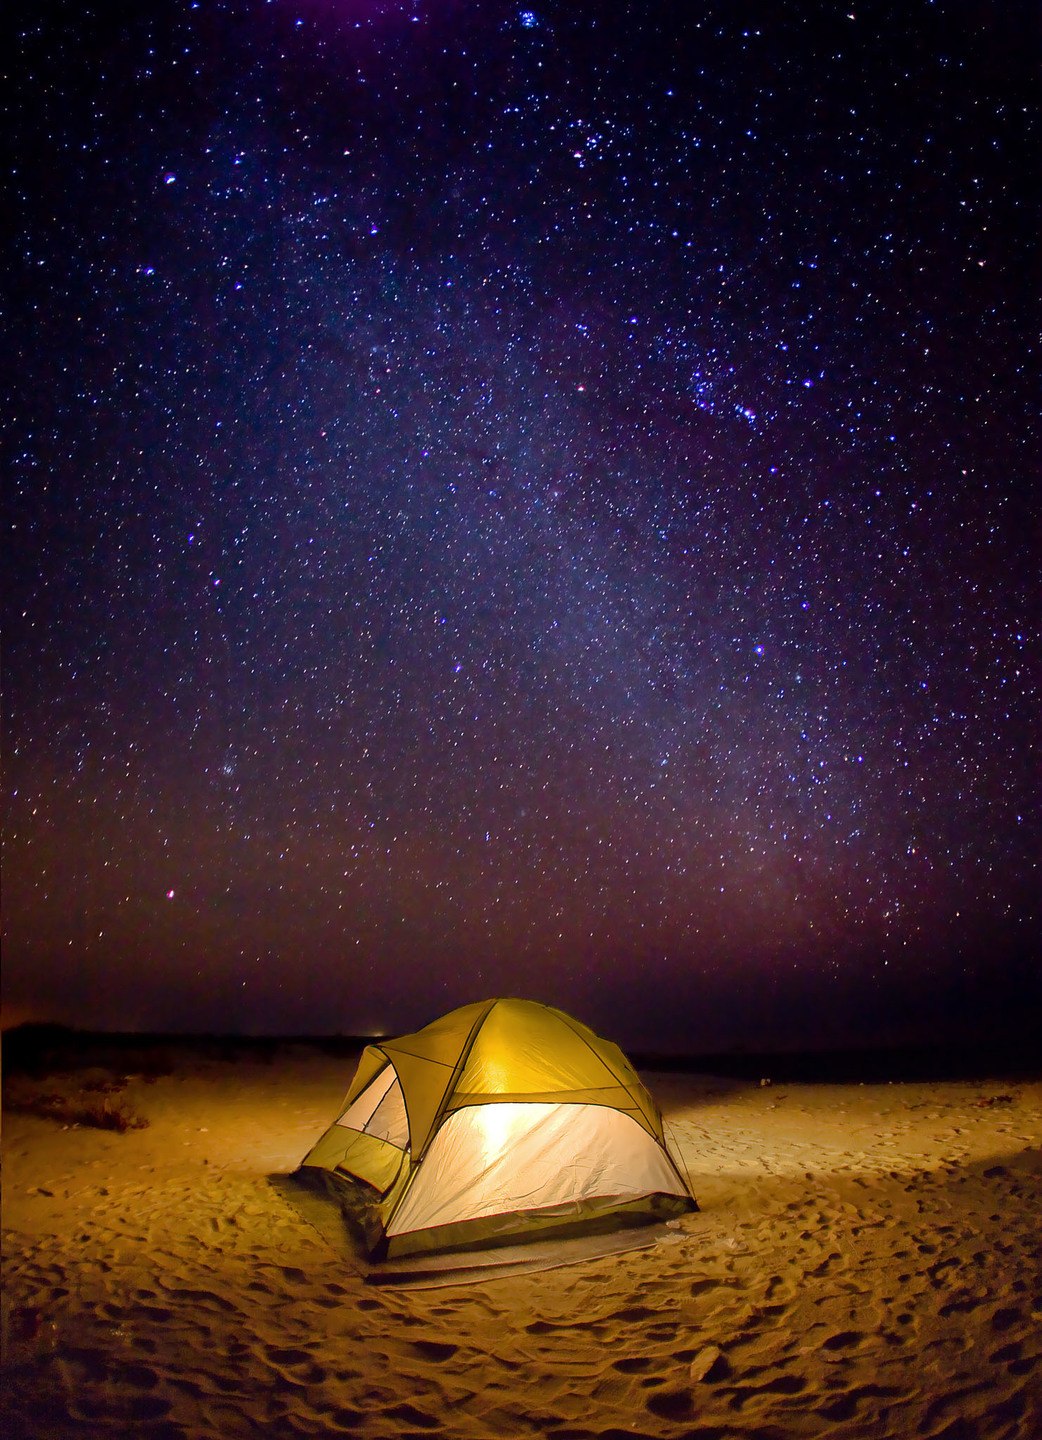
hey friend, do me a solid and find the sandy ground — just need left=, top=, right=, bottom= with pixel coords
left=2, top=1045, right=1040, bottom=1440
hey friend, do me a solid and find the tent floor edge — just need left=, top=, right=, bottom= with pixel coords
left=381, top=1190, right=695, bottom=1262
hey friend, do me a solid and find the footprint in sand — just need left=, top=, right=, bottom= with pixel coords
left=121, top=1363, right=161, bottom=1390
left=383, top=1402, right=440, bottom=1430
left=688, top=1275, right=732, bottom=1297
left=762, top=1273, right=792, bottom=1301
left=277, top=1265, right=308, bottom=1284
left=725, top=1372, right=807, bottom=1410
left=926, top=1257, right=960, bottom=1286
left=990, top=1341, right=1023, bottom=1367
left=821, top=1329, right=865, bottom=1353
left=409, top=1339, right=459, bottom=1362
left=263, top=1344, right=328, bottom=1386
left=939, top=1291, right=984, bottom=1317
left=165, top=1286, right=240, bottom=1315
left=326, top=1405, right=366, bottom=1429
left=606, top=1305, right=659, bottom=1322
left=818, top=1383, right=901, bottom=1421
left=57, top=1346, right=109, bottom=1384
left=644, top=1385, right=695, bottom=1420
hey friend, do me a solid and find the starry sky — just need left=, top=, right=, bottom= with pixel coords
left=5, top=1, right=1039, bottom=1049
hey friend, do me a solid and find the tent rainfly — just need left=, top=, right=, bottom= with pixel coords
left=299, top=997, right=697, bottom=1259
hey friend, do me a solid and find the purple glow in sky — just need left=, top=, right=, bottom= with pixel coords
left=5, top=0, right=1038, bottom=1047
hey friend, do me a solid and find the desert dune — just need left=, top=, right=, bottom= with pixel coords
left=2, top=1042, right=1039, bottom=1439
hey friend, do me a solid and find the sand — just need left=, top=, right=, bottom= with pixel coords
left=2, top=1044, right=1040, bottom=1439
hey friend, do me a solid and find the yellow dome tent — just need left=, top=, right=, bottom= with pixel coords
left=299, top=998, right=696, bottom=1259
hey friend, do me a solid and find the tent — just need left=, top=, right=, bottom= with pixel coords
left=298, top=997, right=696, bottom=1259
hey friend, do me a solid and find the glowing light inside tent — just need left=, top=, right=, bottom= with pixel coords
left=470, top=1101, right=540, bottom=1166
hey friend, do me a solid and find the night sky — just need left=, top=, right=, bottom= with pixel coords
left=5, top=1, right=1039, bottom=1049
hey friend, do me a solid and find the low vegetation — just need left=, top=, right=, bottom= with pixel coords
left=4, top=1076, right=149, bottom=1132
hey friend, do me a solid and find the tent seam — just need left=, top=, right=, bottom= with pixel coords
left=552, top=1008, right=661, bottom=1140
left=382, top=998, right=498, bottom=1239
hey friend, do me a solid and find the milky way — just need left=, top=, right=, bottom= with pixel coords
left=5, top=2, right=1038, bottom=1045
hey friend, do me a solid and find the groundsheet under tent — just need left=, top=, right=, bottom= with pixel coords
left=274, top=1171, right=687, bottom=1289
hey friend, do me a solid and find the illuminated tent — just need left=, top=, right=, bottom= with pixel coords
left=298, top=998, right=696, bottom=1259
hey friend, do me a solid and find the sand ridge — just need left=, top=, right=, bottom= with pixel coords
left=2, top=1048, right=1040, bottom=1439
